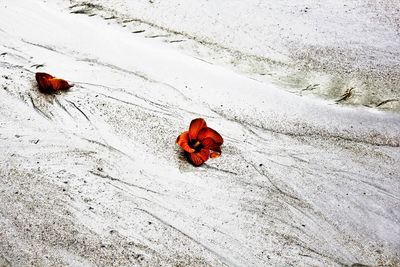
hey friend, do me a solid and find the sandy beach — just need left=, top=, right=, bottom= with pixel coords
left=0, top=0, right=399, bottom=266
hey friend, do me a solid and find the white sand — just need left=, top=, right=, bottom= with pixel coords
left=0, top=0, right=399, bottom=266
left=66, top=0, right=400, bottom=111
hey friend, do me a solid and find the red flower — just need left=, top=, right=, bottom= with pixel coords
left=35, top=72, right=72, bottom=93
left=176, top=118, right=223, bottom=166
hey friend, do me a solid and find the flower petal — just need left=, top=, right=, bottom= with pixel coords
left=35, top=72, right=54, bottom=92
left=210, top=151, right=221, bottom=158
left=205, top=140, right=221, bottom=159
left=188, top=148, right=210, bottom=166
left=197, top=127, right=223, bottom=145
left=201, top=137, right=220, bottom=150
left=36, top=72, right=54, bottom=80
left=188, top=118, right=207, bottom=141
left=50, top=78, right=72, bottom=91
left=176, top=131, right=195, bottom=153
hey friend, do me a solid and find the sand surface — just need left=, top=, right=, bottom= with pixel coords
left=0, top=0, right=399, bottom=266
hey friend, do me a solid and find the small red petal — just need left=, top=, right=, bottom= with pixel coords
left=35, top=72, right=54, bottom=92
left=176, top=131, right=195, bottom=153
left=36, top=72, right=54, bottom=80
left=209, top=143, right=221, bottom=159
left=201, top=137, right=221, bottom=151
left=210, top=151, right=221, bottom=158
left=188, top=118, right=207, bottom=141
left=197, top=127, right=223, bottom=145
left=188, top=148, right=209, bottom=166
left=50, top=78, right=72, bottom=91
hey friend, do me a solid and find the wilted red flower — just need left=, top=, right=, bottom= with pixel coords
left=176, top=118, right=223, bottom=166
left=35, top=72, right=72, bottom=93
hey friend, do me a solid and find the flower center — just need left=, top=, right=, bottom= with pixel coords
left=193, top=141, right=201, bottom=148
left=190, top=140, right=203, bottom=152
